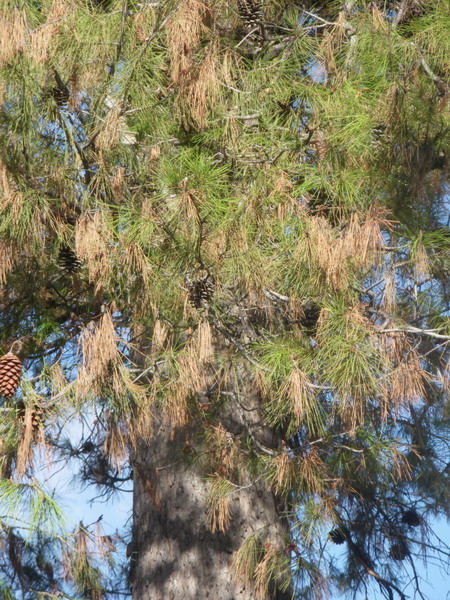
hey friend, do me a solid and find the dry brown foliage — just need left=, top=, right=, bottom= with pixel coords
left=49, top=362, right=68, bottom=391
left=167, top=0, right=220, bottom=129
left=132, top=389, right=156, bottom=442
left=132, top=5, right=156, bottom=43
left=279, top=368, right=316, bottom=425
left=339, top=393, right=366, bottom=430
left=223, top=114, right=240, bottom=150
left=96, top=105, right=122, bottom=153
left=255, top=369, right=270, bottom=400
left=72, top=525, right=102, bottom=599
left=61, top=545, right=74, bottom=583
left=196, top=320, right=214, bottom=363
left=94, top=520, right=113, bottom=557
left=75, top=212, right=112, bottom=292
left=177, top=180, right=202, bottom=223
left=0, top=2, right=71, bottom=67
left=371, top=3, right=389, bottom=30
left=164, top=322, right=214, bottom=429
left=209, top=423, right=238, bottom=475
left=120, top=240, right=152, bottom=302
left=74, top=524, right=90, bottom=561
left=389, top=447, right=413, bottom=482
left=103, top=414, right=128, bottom=470
left=0, top=160, right=23, bottom=222
left=151, top=320, right=168, bottom=354
left=16, top=402, right=46, bottom=480
left=164, top=352, right=205, bottom=429
left=148, top=144, right=161, bottom=162
left=29, top=0, right=71, bottom=64
left=77, top=309, right=119, bottom=398
left=301, top=207, right=389, bottom=290
left=414, top=243, right=430, bottom=283
left=272, top=448, right=296, bottom=496
left=15, top=408, right=34, bottom=480
left=390, top=349, right=430, bottom=407
left=0, top=9, right=27, bottom=67
left=381, top=332, right=431, bottom=412
left=207, top=475, right=232, bottom=533
left=299, top=449, right=326, bottom=496
left=176, top=44, right=221, bottom=130
left=318, top=11, right=346, bottom=76
left=208, top=492, right=231, bottom=533
left=167, top=0, right=211, bottom=85
left=111, top=166, right=125, bottom=199
left=253, top=542, right=277, bottom=600
left=442, top=360, right=450, bottom=396
left=0, top=242, right=16, bottom=287
left=0, top=80, right=5, bottom=108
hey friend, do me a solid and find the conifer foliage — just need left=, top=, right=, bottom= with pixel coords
left=0, top=1, right=449, bottom=599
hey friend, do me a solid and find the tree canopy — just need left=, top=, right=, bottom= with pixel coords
left=0, top=0, right=449, bottom=598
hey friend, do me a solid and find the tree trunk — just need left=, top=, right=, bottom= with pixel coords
left=130, top=361, right=292, bottom=600
left=130, top=433, right=290, bottom=599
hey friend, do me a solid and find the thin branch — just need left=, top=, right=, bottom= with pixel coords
left=301, top=9, right=337, bottom=27
left=224, top=113, right=261, bottom=121
left=420, top=56, right=449, bottom=96
left=392, top=0, right=409, bottom=27
left=378, top=326, right=450, bottom=341
left=218, top=81, right=252, bottom=94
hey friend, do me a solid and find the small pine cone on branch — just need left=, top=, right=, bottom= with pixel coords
left=58, top=245, right=82, bottom=274
left=300, top=303, right=321, bottom=336
left=186, top=271, right=215, bottom=308
left=0, top=353, right=22, bottom=399
left=402, top=509, right=422, bottom=527
left=51, top=85, right=70, bottom=107
left=238, top=0, right=264, bottom=42
left=328, top=528, right=346, bottom=545
left=51, top=69, right=70, bottom=107
left=16, top=401, right=44, bottom=432
left=389, top=539, right=409, bottom=561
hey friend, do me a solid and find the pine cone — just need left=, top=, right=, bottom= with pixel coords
left=300, top=303, right=321, bottom=335
left=58, top=246, right=82, bottom=274
left=186, top=272, right=215, bottom=308
left=238, top=0, right=263, bottom=41
left=402, top=509, right=422, bottom=527
left=29, top=406, right=44, bottom=432
left=0, top=353, right=22, bottom=399
left=51, top=86, right=70, bottom=107
left=389, top=539, right=409, bottom=561
left=328, top=528, right=346, bottom=545
left=16, top=401, right=44, bottom=432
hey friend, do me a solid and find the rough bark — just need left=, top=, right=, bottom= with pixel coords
left=130, top=359, right=292, bottom=600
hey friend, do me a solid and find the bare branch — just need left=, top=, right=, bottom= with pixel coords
left=378, top=326, right=450, bottom=341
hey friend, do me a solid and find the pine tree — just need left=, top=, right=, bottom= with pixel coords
left=0, top=1, right=449, bottom=599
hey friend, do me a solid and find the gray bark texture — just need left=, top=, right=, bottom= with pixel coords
left=130, top=358, right=292, bottom=600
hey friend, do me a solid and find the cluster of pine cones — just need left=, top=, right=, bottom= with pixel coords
left=328, top=508, right=423, bottom=561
